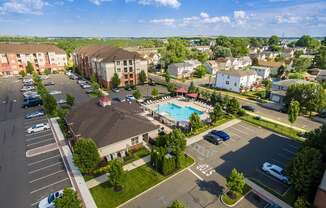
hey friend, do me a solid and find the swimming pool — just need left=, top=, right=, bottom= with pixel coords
left=156, top=103, right=203, bottom=122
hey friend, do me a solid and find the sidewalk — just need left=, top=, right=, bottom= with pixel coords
left=86, top=155, right=151, bottom=189
left=245, top=178, right=292, bottom=208
left=50, top=118, right=97, bottom=208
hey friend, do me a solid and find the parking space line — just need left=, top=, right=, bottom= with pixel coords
left=288, top=144, right=300, bottom=150
left=25, top=129, right=51, bottom=136
left=29, top=170, right=65, bottom=183
left=256, top=168, right=287, bottom=188
left=26, top=138, right=53, bottom=147
left=270, top=158, right=286, bottom=167
left=228, top=126, right=250, bottom=136
left=28, top=154, right=60, bottom=166
left=277, top=153, right=290, bottom=160
left=28, top=162, right=62, bottom=174
left=188, top=168, right=203, bottom=181
left=24, top=118, right=47, bottom=125
left=30, top=178, right=69, bottom=194
left=26, top=133, right=53, bottom=142
left=282, top=148, right=296, bottom=155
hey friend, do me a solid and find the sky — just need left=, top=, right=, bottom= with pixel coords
left=0, top=0, right=325, bottom=37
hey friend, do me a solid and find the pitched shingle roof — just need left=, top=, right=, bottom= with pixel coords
left=0, top=43, right=65, bottom=54
left=66, top=99, right=159, bottom=148
left=217, top=70, right=257, bottom=77
left=74, top=45, right=144, bottom=62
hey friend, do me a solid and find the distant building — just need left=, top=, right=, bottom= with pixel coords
left=214, top=70, right=258, bottom=93
left=204, top=60, right=219, bottom=75
left=0, top=43, right=67, bottom=76
left=215, top=56, right=252, bottom=70
left=251, top=66, right=271, bottom=79
left=73, top=45, right=148, bottom=88
left=167, top=59, right=201, bottom=79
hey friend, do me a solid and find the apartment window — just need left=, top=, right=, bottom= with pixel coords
left=117, top=61, right=120, bottom=65
left=226, top=81, right=230, bottom=85
left=130, top=80, right=134, bottom=85
left=234, top=82, right=237, bottom=87
left=131, top=137, right=139, bottom=145
left=129, top=60, right=132, bottom=65
left=123, top=60, right=127, bottom=66
left=124, top=75, right=128, bottom=79
left=125, top=81, right=129, bottom=85
left=227, top=75, right=230, bottom=79
left=124, top=67, right=128, bottom=73
left=129, top=67, right=133, bottom=72
left=130, top=74, right=133, bottom=79
left=116, top=68, right=121, bottom=72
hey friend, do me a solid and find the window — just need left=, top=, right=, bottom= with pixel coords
left=117, top=68, right=121, bottom=72
left=227, top=75, right=230, bottom=79
left=129, top=74, right=133, bottom=78
left=124, top=67, right=128, bottom=73
left=129, top=67, right=133, bottom=72
left=129, top=60, right=132, bottom=65
left=117, top=61, right=120, bottom=65
left=123, top=60, right=127, bottom=66
left=226, top=81, right=229, bottom=85
left=125, top=81, right=129, bottom=85
left=234, top=82, right=237, bottom=87
left=124, top=75, right=128, bottom=79
left=131, top=137, right=139, bottom=145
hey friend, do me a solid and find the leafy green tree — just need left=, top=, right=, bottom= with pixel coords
left=111, top=72, right=121, bottom=89
left=296, top=35, right=320, bottom=49
left=165, top=129, right=186, bottom=168
left=294, top=197, right=307, bottom=208
left=169, top=200, right=186, bottom=208
left=139, top=70, right=147, bottom=84
left=151, top=88, right=159, bottom=97
left=212, top=46, right=232, bottom=58
left=54, top=188, right=81, bottom=208
left=270, top=45, right=282, bottom=52
left=288, top=100, right=300, bottom=125
left=19, top=70, right=26, bottom=77
left=210, top=104, right=224, bottom=123
left=190, top=49, right=209, bottom=63
left=268, top=35, right=280, bottom=46
left=226, top=169, right=245, bottom=195
left=43, top=93, right=57, bottom=115
left=215, top=36, right=232, bottom=48
left=188, top=81, right=196, bottom=93
left=66, top=94, right=75, bottom=107
left=73, top=138, right=100, bottom=174
left=314, top=46, right=326, bottom=69
left=194, top=65, right=207, bottom=78
left=304, top=125, right=326, bottom=162
left=167, top=82, right=176, bottom=93
left=189, top=113, right=202, bottom=132
left=293, top=57, right=312, bottom=72
left=164, top=71, right=171, bottom=83
left=210, top=91, right=223, bottom=106
left=286, top=147, right=323, bottom=197
left=262, top=79, right=272, bottom=95
left=108, top=159, right=125, bottom=191
left=288, top=73, right=304, bottom=80
left=159, top=38, right=190, bottom=66
left=230, top=38, right=249, bottom=57
left=26, top=61, right=34, bottom=74
left=133, top=88, right=141, bottom=99
left=226, top=98, right=240, bottom=115
left=294, top=50, right=304, bottom=58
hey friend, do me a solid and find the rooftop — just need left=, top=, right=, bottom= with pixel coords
left=217, top=69, right=257, bottom=77
left=0, top=43, right=65, bottom=54
left=273, top=79, right=313, bottom=87
left=66, top=99, right=159, bottom=148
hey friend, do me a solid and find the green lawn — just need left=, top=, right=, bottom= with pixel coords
left=90, top=157, right=194, bottom=208
left=221, top=185, right=251, bottom=206
left=240, top=115, right=303, bottom=141
left=123, top=148, right=150, bottom=164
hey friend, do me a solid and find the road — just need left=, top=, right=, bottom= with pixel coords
left=149, top=73, right=322, bottom=131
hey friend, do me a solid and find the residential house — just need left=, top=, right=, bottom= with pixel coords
left=66, top=98, right=160, bottom=159
left=214, top=70, right=258, bottom=93
left=270, top=79, right=313, bottom=105
left=167, top=59, right=201, bottom=78
left=204, top=60, right=219, bottom=75
left=0, top=43, right=67, bottom=76
left=316, top=70, right=326, bottom=83
left=215, top=56, right=252, bottom=70
left=73, top=45, right=148, bottom=88
left=251, top=66, right=271, bottom=79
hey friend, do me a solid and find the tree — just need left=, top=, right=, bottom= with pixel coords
left=286, top=147, right=323, bottom=197
left=44, top=68, right=51, bottom=75
left=270, top=45, right=282, bottom=52
left=288, top=100, right=300, bottom=125
left=111, top=72, right=120, bottom=89
left=193, top=65, right=207, bottom=78
left=210, top=104, right=224, bottom=123
left=54, top=188, right=81, bottom=208
left=19, top=70, right=26, bottom=77
left=43, top=93, right=57, bottom=115
left=229, top=38, right=249, bottom=57
left=226, top=169, right=245, bottom=196
left=314, top=46, right=326, bottom=69
left=294, top=197, right=307, bottom=208
left=188, top=81, right=196, bottom=93
left=268, top=35, right=280, bottom=46
left=165, top=129, right=186, bottom=168
left=72, top=138, right=100, bottom=174
left=215, top=36, right=232, bottom=48
left=159, top=38, right=190, bottom=67
left=293, top=57, right=312, bottom=72
left=169, top=200, right=186, bottom=208
left=226, top=98, right=240, bottom=115
left=164, top=71, right=171, bottom=83
left=262, top=79, right=272, bottom=94
left=26, top=61, right=34, bottom=74
left=151, top=88, right=159, bottom=97
left=212, top=46, right=232, bottom=58
left=189, top=113, right=202, bottom=132
left=304, top=125, right=326, bottom=162
left=139, top=70, right=147, bottom=84
left=167, top=83, right=176, bottom=93
left=133, top=88, right=141, bottom=99
left=108, top=159, right=125, bottom=191
left=296, top=35, right=320, bottom=49
left=66, top=94, right=75, bottom=107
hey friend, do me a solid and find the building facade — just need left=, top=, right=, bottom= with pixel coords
left=73, top=45, right=148, bottom=88
left=251, top=66, right=271, bottom=79
left=167, top=59, right=201, bottom=79
left=0, top=43, right=67, bottom=76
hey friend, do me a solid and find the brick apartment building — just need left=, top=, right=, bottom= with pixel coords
left=72, top=45, right=148, bottom=88
left=0, top=43, right=67, bottom=76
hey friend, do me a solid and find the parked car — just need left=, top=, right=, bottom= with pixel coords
left=44, top=81, right=55, bottom=86
left=49, top=90, right=62, bottom=95
left=204, top=133, right=222, bottom=145
left=261, top=162, right=289, bottom=184
left=114, top=97, right=126, bottom=102
left=77, top=80, right=87, bottom=85
left=57, top=99, right=67, bottom=105
left=23, top=81, right=34, bottom=86
left=210, top=130, right=230, bottom=141
left=22, top=97, right=42, bottom=108
left=27, top=123, right=50, bottom=134
left=81, top=84, right=91, bottom=89
left=85, top=88, right=95, bottom=94
left=318, top=111, right=326, bottom=118
left=38, top=190, right=63, bottom=208
left=241, top=105, right=255, bottom=112
left=21, top=86, right=35, bottom=92
left=23, top=91, right=39, bottom=98
left=25, top=109, right=45, bottom=119
left=112, top=88, right=120, bottom=93
left=69, top=74, right=79, bottom=80
left=126, top=95, right=136, bottom=100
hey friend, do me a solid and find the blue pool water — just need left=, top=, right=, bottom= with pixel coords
left=156, top=103, right=203, bottom=122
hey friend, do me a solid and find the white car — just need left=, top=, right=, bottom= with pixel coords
left=77, top=80, right=87, bottom=85
left=21, top=86, right=35, bottom=92
left=262, top=162, right=289, bottom=184
left=27, top=123, right=50, bottom=134
left=81, top=84, right=91, bottom=89
left=38, top=190, right=63, bottom=208
left=23, top=91, right=39, bottom=97
left=57, top=99, right=67, bottom=105
left=49, top=90, right=62, bottom=95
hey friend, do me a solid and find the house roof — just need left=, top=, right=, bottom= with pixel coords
left=169, top=62, right=193, bottom=68
left=75, top=45, right=144, bottom=62
left=217, top=70, right=257, bottom=77
left=66, top=99, right=159, bottom=148
left=318, top=70, right=326, bottom=76
left=273, top=79, right=313, bottom=87
left=0, top=43, right=65, bottom=54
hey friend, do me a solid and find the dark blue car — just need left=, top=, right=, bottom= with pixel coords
left=210, top=130, right=230, bottom=141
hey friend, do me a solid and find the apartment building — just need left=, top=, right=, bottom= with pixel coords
left=73, top=45, right=148, bottom=88
left=0, top=43, right=67, bottom=76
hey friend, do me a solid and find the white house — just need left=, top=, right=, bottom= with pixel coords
left=214, top=70, right=258, bottom=93
left=204, top=60, right=219, bottom=75
left=251, top=66, right=271, bottom=79
left=167, top=59, right=201, bottom=78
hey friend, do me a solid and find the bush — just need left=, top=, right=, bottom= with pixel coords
left=169, top=200, right=186, bottom=208
left=162, top=154, right=176, bottom=175
left=73, top=138, right=100, bottom=174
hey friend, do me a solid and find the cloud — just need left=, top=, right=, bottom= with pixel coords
left=275, top=14, right=301, bottom=24
left=138, top=0, right=181, bottom=8
left=150, top=18, right=176, bottom=26
left=233, top=10, right=247, bottom=24
left=88, top=0, right=112, bottom=5
left=0, top=0, right=46, bottom=15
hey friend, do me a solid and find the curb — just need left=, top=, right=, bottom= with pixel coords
left=220, top=191, right=248, bottom=207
